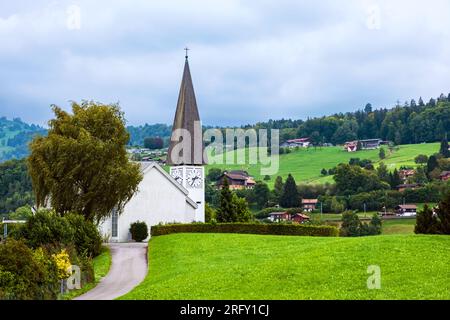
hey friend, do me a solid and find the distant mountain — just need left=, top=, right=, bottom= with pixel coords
left=0, top=117, right=47, bottom=162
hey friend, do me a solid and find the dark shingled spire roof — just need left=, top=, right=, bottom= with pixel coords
left=167, top=57, right=206, bottom=165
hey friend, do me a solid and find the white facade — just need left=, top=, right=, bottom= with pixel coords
left=99, top=162, right=198, bottom=242
left=170, top=166, right=205, bottom=222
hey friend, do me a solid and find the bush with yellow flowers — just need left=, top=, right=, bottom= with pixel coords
left=51, top=249, right=72, bottom=280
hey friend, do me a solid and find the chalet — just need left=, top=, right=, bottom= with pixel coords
left=399, top=169, right=416, bottom=182
left=344, top=139, right=383, bottom=152
left=440, top=171, right=450, bottom=181
left=291, top=213, right=311, bottom=224
left=281, top=138, right=310, bottom=148
left=269, top=212, right=291, bottom=222
left=395, top=204, right=417, bottom=217
left=396, top=183, right=421, bottom=192
left=302, top=199, right=318, bottom=212
left=216, top=171, right=256, bottom=190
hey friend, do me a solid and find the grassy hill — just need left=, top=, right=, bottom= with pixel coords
left=120, top=233, right=450, bottom=300
left=207, top=143, right=439, bottom=186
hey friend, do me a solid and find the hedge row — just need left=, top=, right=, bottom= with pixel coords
left=151, top=223, right=339, bottom=237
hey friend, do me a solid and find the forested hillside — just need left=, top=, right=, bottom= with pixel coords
left=245, top=93, right=450, bottom=145
left=0, top=117, right=47, bottom=162
left=0, top=158, right=33, bottom=214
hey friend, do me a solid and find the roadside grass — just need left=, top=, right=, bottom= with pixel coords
left=120, top=233, right=450, bottom=300
left=61, top=246, right=112, bottom=300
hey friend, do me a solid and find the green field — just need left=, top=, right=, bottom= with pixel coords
left=120, top=233, right=450, bottom=300
left=207, top=143, right=439, bottom=186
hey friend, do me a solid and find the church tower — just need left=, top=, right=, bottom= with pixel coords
left=167, top=50, right=206, bottom=222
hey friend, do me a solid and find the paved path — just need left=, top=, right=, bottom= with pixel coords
left=75, top=243, right=148, bottom=300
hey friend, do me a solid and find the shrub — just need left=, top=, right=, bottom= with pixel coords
left=0, top=239, right=59, bottom=300
left=130, top=221, right=149, bottom=242
left=14, top=209, right=75, bottom=249
left=340, top=211, right=382, bottom=237
left=65, top=213, right=102, bottom=258
left=151, top=223, right=339, bottom=237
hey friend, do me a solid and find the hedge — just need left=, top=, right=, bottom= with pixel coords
left=151, top=223, right=339, bottom=237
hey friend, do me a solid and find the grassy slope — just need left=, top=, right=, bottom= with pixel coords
left=207, top=143, right=439, bottom=187
left=62, top=246, right=112, bottom=300
left=120, top=233, right=450, bottom=300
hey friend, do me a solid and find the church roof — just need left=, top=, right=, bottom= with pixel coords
left=167, top=57, right=206, bottom=166
left=138, top=162, right=198, bottom=209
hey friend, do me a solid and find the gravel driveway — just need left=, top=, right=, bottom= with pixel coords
left=75, top=242, right=148, bottom=300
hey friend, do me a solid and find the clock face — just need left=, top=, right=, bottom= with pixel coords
left=171, top=168, right=183, bottom=184
left=186, top=168, right=203, bottom=188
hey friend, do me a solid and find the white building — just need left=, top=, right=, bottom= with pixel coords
left=99, top=162, right=198, bottom=242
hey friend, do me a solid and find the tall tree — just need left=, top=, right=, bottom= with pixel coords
left=364, top=103, right=372, bottom=113
left=253, top=181, right=270, bottom=209
left=376, top=162, right=389, bottom=183
left=435, top=191, right=450, bottom=234
left=216, top=178, right=235, bottom=222
left=415, top=204, right=437, bottom=234
left=279, top=174, right=300, bottom=208
left=379, top=147, right=386, bottom=160
left=427, top=155, right=439, bottom=173
left=389, top=168, right=402, bottom=189
left=440, top=137, right=450, bottom=158
left=273, top=176, right=284, bottom=203
left=27, top=102, right=142, bottom=222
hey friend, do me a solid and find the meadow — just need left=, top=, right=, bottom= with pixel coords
left=120, top=233, right=450, bottom=300
left=206, top=143, right=439, bottom=187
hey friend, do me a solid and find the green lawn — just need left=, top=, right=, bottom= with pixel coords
left=206, top=143, right=439, bottom=187
left=62, top=246, right=112, bottom=300
left=120, top=233, right=450, bottom=300
left=382, top=219, right=416, bottom=235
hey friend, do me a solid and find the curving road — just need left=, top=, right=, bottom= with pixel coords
left=75, top=243, right=148, bottom=300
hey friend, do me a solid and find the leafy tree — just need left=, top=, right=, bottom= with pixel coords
left=206, top=168, right=223, bottom=182
left=263, top=175, right=271, bottom=181
left=232, top=194, right=252, bottom=222
left=389, top=169, right=402, bottom=189
left=368, top=214, right=382, bottom=235
left=379, top=147, right=386, bottom=160
left=321, top=168, right=328, bottom=176
left=27, top=102, right=142, bottom=222
left=415, top=204, right=438, bottom=234
left=364, top=103, right=372, bottom=113
left=279, top=174, right=300, bottom=208
left=331, top=197, right=345, bottom=213
left=427, top=155, right=439, bottom=174
left=0, top=159, right=33, bottom=214
left=440, top=137, right=450, bottom=158
left=9, top=205, right=33, bottom=220
left=253, top=181, right=270, bottom=209
left=334, top=164, right=390, bottom=195
left=415, top=154, right=429, bottom=164
left=340, top=211, right=362, bottom=237
left=205, top=203, right=216, bottom=222
left=435, top=191, right=450, bottom=234
left=376, top=162, right=389, bottom=183
left=143, top=136, right=164, bottom=150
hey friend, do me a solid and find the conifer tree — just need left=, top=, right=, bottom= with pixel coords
left=440, top=137, right=449, bottom=158
left=415, top=204, right=437, bottom=234
left=279, top=174, right=300, bottom=208
left=435, top=192, right=450, bottom=234
left=216, top=178, right=235, bottom=222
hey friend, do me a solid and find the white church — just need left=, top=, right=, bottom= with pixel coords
left=99, top=53, right=206, bottom=242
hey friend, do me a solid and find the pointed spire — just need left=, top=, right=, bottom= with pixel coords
left=167, top=53, right=206, bottom=165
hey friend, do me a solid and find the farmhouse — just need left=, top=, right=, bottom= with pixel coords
left=269, top=212, right=290, bottom=222
left=344, top=138, right=385, bottom=152
left=291, top=213, right=311, bottom=224
left=302, top=199, right=318, bottom=212
left=399, top=169, right=416, bottom=182
left=281, top=138, right=310, bottom=148
left=216, top=171, right=256, bottom=190
left=395, top=204, right=417, bottom=217
left=440, top=171, right=450, bottom=181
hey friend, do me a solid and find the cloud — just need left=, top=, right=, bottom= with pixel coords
left=0, top=0, right=449, bottom=126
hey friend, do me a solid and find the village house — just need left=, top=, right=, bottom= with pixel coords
left=344, top=139, right=387, bottom=152
left=396, top=183, right=421, bottom=192
left=268, top=212, right=310, bottom=224
left=216, top=170, right=256, bottom=190
left=291, top=213, right=311, bottom=224
left=302, top=199, right=318, bottom=212
left=281, top=138, right=310, bottom=148
left=399, top=169, right=416, bottom=182
left=395, top=204, right=417, bottom=217
left=440, top=171, right=450, bottom=181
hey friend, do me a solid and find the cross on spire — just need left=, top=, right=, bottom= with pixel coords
left=184, top=47, right=189, bottom=60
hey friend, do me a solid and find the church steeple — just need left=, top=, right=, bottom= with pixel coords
left=167, top=52, right=205, bottom=165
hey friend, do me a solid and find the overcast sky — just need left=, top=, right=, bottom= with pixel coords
left=1, top=0, right=449, bottom=127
